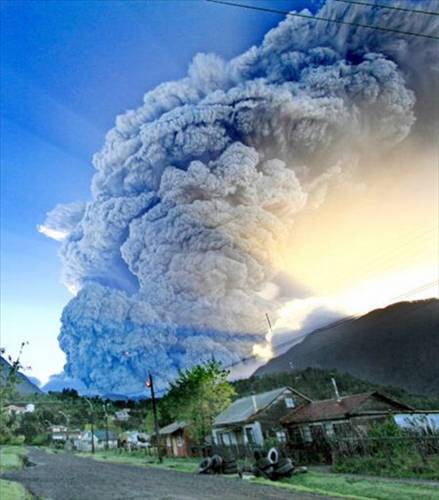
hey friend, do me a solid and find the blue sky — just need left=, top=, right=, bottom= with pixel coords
left=1, top=0, right=317, bottom=383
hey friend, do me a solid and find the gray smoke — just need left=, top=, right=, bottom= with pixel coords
left=40, top=0, right=438, bottom=395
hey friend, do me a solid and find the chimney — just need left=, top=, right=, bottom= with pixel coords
left=331, top=377, right=341, bottom=402
left=251, top=393, right=258, bottom=413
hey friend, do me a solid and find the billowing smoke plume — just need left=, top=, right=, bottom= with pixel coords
left=40, top=1, right=439, bottom=395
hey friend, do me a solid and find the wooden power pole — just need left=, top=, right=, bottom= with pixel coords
left=146, top=373, right=162, bottom=463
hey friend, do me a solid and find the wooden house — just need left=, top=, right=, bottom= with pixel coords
left=281, top=391, right=414, bottom=444
left=212, top=387, right=311, bottom=447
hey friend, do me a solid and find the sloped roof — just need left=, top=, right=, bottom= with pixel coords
left=282, top=391, right=414, bottom=425
left=214, top=387, right=303, bottom=426
left=159, top=421, right=187, bottom=435
left=94, top=430, right=118, bottom=441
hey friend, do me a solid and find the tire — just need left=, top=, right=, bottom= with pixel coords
left=267, top=447, right=280, bottom=465
left=198, top=457, right=212, bottom=474
left=275, top=463, right=294, bottom=476
left=256, top=457, right=273, bottom=471
left=257, top=466, right=274, bottom=480
left=274, top=458, right=292, bottom=470
left=222, top=457, right=236, bottom=465
left=223, top=466, right=238, bottom=474
left=211, top=454, right=223, bottom=471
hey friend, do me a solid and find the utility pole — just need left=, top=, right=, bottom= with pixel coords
left=59, top=411, right=70, bottom=446
left=85, top=398, right=95, bottom=454
left=103, top=403, right=109, bottom=451
left=146, top=373, right=162, bottom=463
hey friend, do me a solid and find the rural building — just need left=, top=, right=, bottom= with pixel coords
left=212, top=387, right=311, bottom=448
left=114, top=409, right=131, bottom=422
left=119, top=431, right=151, bottom=450
left=74, top=430, right=118, bottom=451
left=281, top=391, right=414, bottom=444
left=159, top=421, right=192, bottom=457
left=6, top=403, right=35, bottom=415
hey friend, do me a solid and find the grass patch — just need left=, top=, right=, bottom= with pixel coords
left=253, top=471, right=439, bottom=500
left=76, top=450, right=200, bottom=473
left=334, top=454, right=439, bottom=481
left=0, top=479, right=32, bottom=500
left=0, top=447, right=27, bottom=474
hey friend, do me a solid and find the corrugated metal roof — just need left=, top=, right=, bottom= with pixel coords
left=214, top=387, right=290, bottom=426
left=159, top=421, right=187, bottom=435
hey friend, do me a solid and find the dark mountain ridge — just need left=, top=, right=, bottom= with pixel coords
left=255, top=299, right=439, bottom=396
left=0, top=356, right=42, bottom=396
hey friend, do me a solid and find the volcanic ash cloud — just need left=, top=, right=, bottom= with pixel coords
left=40, top=1, right=438, bottom=394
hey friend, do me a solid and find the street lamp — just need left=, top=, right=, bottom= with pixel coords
left=84, top=398, right=95, bottom=454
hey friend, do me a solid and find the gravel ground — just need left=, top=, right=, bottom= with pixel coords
left=2, top=448, right=331, bottom=500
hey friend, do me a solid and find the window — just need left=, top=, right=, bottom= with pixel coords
left=245, top=427, right=255, bottom=444
left=276, top=430, right=287, bottom=443
left=301, top=425, right=312, bottom=443
left=285, top=397, right=295, bottom=408
left=220, top=432, right=231, bottom=445
left=324, top=423, right=334, bottom=438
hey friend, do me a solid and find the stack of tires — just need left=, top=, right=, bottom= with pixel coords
left=252, top=448, right=294, bottom=480
left=198, top=454, right=239, bottom=475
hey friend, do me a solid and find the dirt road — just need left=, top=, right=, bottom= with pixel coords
left=2, top=448, right=331, bottom=499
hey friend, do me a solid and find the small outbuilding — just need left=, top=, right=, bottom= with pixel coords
left=159, top=421, right=191, bottom=457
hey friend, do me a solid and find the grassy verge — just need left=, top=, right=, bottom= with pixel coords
left=333, top=454, right=439, bottom=481
left=252, top=472, right=439, bottom=500
left=76, top=450, right=439, bottom=499
left=76, top=449, right=200, bottom=473
left=0, top=446, right=33, bottom=499
left=0, top=479, right=32, bottom=500
left=0, top=447, right=27, bottom=474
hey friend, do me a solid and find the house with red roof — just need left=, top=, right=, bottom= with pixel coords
left=281, top=391, right=414, bottom=445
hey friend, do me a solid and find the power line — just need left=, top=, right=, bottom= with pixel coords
left=205, top=0, right=439, bottom=40
left=334, top=0, right=439, bottom=16
left=222, top=279, right=439, bottom=371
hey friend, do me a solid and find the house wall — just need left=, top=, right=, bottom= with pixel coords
left=286, top=414, right=393, bottom=444
left=256, top=389, right=307, bottom=441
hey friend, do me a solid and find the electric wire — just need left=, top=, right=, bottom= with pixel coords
left=205, top=0, right=439, bottom=40
left=333, top=0, right=439, bottom=16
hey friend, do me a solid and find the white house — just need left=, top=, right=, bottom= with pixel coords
left=74, top=430, right=118, bottom=451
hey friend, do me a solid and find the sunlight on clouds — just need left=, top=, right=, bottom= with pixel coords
left=37, top=224, right=68, bottom=241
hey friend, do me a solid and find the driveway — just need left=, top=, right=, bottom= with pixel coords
left=2, top=448, right=331, bottom=499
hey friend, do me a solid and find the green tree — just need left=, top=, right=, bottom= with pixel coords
left=0, top=343, right=28, bottom=444
left=161, top=361, right=235, bottom=445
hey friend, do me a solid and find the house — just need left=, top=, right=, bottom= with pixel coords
left=114, top=409, right=131, bottom=422
left=74, top=430, right=118, bottom=451
left=49, top=425, right=81, bottom=443
left=281, top=391, right=414, bottom=444
left=119, top=431, right=151, bottom=450
left=212, top=387, right=311, bottom=448
left=159, top=421, right=192, bottom=457
left=6, top=403, right=35, bottom=415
